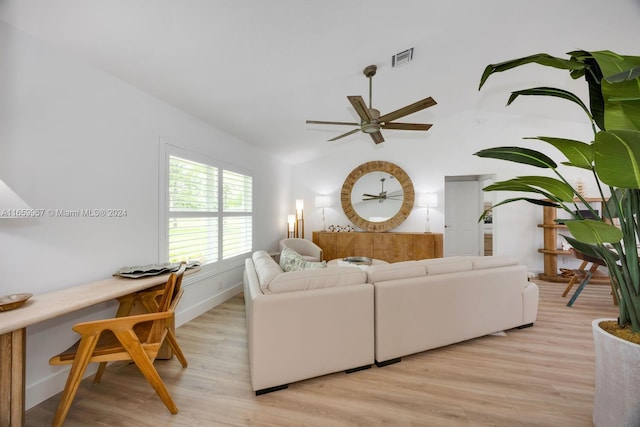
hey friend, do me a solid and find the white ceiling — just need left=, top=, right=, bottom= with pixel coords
left=2, top=0, right=640, bottom=164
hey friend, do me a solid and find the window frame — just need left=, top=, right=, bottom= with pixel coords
left=159, top=141, right=253, bottom=275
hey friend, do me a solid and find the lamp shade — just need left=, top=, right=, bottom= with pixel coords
left=0, top=179, right=32, bottom=218
left=315, top=195, right=332, bottom=208
left=295, top=199, right=304, bottom=211
left=418, top=192, right=438, bottom=208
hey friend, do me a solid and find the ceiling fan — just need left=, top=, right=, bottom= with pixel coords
left=306, top=64, right=437, bottom=144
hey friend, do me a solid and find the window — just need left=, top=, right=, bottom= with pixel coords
left=166, top=151, right=253, bottom=267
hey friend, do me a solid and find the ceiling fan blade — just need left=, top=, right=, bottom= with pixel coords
left=370, top=131, right=384, bottom=144
left=379, top=97, right=437, bottom=123
left=328, top=128, right=361, bottom=142
left=306, top=120, right=359, bottom=126
left=347, top=95, right=373, bottom=122
left=382, top=122, right=433, bottom=131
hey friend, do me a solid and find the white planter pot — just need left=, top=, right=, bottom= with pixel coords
left=592, top=318, right=640, bottom=427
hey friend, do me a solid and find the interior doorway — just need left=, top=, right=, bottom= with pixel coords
left=444, top=175, right=495, bottom=257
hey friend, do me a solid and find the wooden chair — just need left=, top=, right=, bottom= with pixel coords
left=49, top=263, right=187, bottom=427
left=92, top=267, right=188, bottom=383
left=562, top=249, right=617, bottom=306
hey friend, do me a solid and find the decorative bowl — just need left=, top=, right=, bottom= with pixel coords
left=0, top=293, right=33, bottom=312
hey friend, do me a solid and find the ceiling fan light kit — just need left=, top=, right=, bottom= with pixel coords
left=306, top=64, right=436, bottom=144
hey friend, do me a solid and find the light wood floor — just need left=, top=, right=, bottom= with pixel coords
left=26, top=279, right=618, bottom=426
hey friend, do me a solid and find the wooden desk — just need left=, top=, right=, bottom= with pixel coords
left=0, top=272, right=185, bottom=427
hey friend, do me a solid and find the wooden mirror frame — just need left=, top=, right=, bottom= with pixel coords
left=341, top=160, right=415, bottom=232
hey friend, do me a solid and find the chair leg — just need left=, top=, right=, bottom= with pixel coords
left=93, top=362, right=108, bottom=384
left=165, top=330, right=188, bottom=368
left=562, top=261, right=588, bottom=297
left=51, top=336, right=99, bottom=427
left=117, top=330, right=178, bottom=414
left=92, top=294, right=138, bottom=384
left=562, top=276, right=578, bottom=297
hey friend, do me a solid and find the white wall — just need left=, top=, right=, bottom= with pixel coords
left=0, top=21, right=290, bottom=408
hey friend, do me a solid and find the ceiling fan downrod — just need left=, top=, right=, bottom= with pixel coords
left=363, top=64, right=377, bottom=110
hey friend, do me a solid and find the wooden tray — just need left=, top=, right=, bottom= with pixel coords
left=0, top=293, right=33, bottom=312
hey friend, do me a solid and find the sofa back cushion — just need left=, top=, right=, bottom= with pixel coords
left=471, top=256, right=519, bottom=270
left=252, top=251, right=283, bottom=292
left=267, top=266, right=367, bottom=293
left=366, top=261, right=426, bottom=283
left=420, top=258, right=474, bottom=275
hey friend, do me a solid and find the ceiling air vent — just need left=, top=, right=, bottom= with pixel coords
left=392, top=48, right=414, bottom=68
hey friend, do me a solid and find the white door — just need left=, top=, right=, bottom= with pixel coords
left=444, top=178, right=482, bottom=257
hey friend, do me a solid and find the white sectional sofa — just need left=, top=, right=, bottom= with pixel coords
left=243, top=251, right=538, bottom=394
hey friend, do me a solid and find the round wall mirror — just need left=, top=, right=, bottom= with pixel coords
left=341, top=160, right=414, bottom=232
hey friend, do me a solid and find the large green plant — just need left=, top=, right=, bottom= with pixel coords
left=476, top=50, right=640, bottom=332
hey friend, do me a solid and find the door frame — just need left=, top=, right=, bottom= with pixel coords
left=444, top=174, right=495, bottom=257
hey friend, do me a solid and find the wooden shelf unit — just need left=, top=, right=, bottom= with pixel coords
left=312, top=231, right=443, bottom=263
left=538, top=198, right=606, bottom=282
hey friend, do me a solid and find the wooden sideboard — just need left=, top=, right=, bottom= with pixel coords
left=312, top=231, right=443, bottom=263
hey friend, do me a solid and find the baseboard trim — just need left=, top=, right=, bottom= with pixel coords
left=175, top=282, right=243, bottom=327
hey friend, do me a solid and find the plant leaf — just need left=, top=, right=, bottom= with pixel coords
left=474, top=147, right=557, bottom=169
left=564, top=219, right=623, bottom=244
left=594, top=130, right=640, bottom=188
left=526, top=136, right=594, bottom=169
left=561, top=235, right=606, bottom=259
left=605, top=66, right=640, bottom=84
left=601, top=77, right=640, bottom=131
left=477, top=197, right=559, bottom=222
left=483, top=177, right=573, bottom=202
left=507, top=87, right=592, bottom=121
left=590, top=51, right=640, bottom=80
left=479, top=53, right=585, bottom=90
left=483, top=180, right=547, bottom=194
left=513, top=176, right=576, bottom=202
left=590, top=51, right=640, bottom=131
left=569, top=50, right=606, bottom=129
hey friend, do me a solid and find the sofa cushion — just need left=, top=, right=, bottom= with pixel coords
left=252, top=251, right=283, bottom=292
left=472, top=256, right=519, bottom=270
left=366, top=261, right=426, bottom=283
left=420, top=258, right=474, bottom=275
left=267, top=266, right=367, bottom=293
left=279, top=247, right=327, bottom=272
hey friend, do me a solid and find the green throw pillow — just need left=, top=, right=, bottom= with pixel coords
left=279, top=247, right=327, bottom=272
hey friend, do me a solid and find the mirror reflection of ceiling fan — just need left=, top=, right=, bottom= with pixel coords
left=306, top=64, right=437, bottom=144
left=362, top=177, right=403, bottom=203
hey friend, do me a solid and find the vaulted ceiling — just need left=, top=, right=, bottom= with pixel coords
left=2, top=0, right=639, bottom=164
